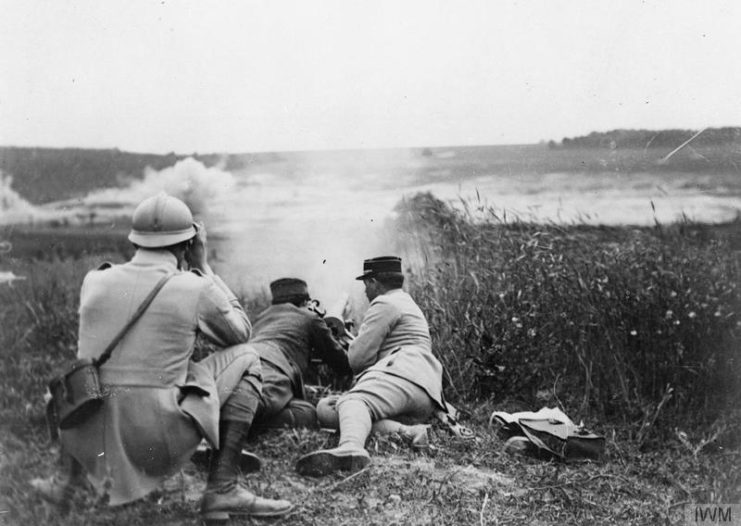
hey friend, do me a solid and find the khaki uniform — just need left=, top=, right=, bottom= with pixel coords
left=249, top=304, right=350, bottom=422
left=60, top=249, right=257, bottom=505
left=346, top=289, right=445, bottom=416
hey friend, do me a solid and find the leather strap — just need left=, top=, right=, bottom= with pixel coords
left=95, top=273, right=174, bottom=367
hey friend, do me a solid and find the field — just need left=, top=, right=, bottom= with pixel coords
left=0, top=193, right=740, bottom=525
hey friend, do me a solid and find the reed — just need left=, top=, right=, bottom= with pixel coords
left=394, top=193, right=740, bottom=443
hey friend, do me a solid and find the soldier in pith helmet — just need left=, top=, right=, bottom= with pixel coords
left=43, top=193, right=292, bottom=521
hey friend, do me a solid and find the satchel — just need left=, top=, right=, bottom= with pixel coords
left=48, top=274, right=173, bottom=430
left=48, top=358, right=104, bottom=430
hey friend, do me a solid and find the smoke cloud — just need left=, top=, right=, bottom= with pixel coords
left=0, top=173, right=43, bottom=224
left=81, top=157, right=235, bottom=217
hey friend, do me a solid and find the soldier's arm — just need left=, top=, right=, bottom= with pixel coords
left=195, top=271, right=252, bottom=347
left=309, top=316, right=352, bottom=376
left=347, top=298, right=397, bottom=374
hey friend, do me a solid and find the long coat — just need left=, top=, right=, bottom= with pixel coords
left=348, top=289, right=445, bottom=409
left=60, top=249, right=253, bottom=505
left=248, top=303, right=351, bottom=416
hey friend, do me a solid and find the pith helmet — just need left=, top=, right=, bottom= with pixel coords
left=270, top=278, right=310, bottom=304
left=355, top=256, right=403, bottom=280
left=128, top=193, right=197, bottom=248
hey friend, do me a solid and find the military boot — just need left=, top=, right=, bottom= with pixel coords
left=201, top=480, right=292, bottom=521
left=295, top=446, right=370, bottom=477
left=201, top=420, right=292, bottom=522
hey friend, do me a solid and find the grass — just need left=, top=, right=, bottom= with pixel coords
left=1, top=193, right=740, bottom=525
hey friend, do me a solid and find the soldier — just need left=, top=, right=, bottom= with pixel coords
left=250, top=278, right=352, bottom=430
left=296, top=256, right=445, bottom=476
left=52, top=193, right=292, bottom=521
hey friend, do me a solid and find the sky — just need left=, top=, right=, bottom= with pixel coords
left=1, top=0, right=740, bottom=154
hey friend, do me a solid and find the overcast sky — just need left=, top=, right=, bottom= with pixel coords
left=1, top=0, right=739, bottom=154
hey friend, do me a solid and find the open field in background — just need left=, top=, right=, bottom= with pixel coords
left=2, top=137, right=741, bottom=207
left=0, top=193, right=740, bottom=524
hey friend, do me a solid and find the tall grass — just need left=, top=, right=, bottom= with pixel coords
left=394, top=193, right=740, bottom=443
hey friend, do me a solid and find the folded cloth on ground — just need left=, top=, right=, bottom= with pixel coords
left=490, top=407, right=604, bottom=461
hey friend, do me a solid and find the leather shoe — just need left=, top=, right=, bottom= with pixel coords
left=200, top=480, right=292, bottom=521
left=295, top=446, right=370, bottom=477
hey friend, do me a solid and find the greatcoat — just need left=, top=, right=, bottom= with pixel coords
left=60, top=249, right=255, bottom=505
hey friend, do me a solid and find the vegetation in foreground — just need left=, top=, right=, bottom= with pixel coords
left=0, top=194, right=739, bottom=525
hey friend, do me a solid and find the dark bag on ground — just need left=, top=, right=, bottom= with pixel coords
left=48, top=358, right=104, bottom=429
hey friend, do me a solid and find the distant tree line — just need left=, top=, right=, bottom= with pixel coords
left=0, top=147, right=188, bottom=204
left=0, top=147, right=280, bottom=204
left=550, top=127, right=741, bottom=150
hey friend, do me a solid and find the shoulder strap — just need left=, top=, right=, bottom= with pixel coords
left=95, top=273, right=174, bottom=367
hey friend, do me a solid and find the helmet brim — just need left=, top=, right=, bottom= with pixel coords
left=128, top=226, right=196, bottom=248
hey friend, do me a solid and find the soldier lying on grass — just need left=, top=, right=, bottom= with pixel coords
left=297, top=256, right=446, bottom=476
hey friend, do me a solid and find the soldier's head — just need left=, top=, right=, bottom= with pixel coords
left=128, top=193, right=197, bottom=259
left=270, top=278, right=311, bottom=307
left=355, top=256, right=404, bottom=301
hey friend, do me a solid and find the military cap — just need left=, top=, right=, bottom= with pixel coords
left=355, top=256, right=403, bottom=280
left=270, top=278, right=310, bottom=304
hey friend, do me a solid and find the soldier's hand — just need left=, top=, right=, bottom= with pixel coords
left=187, top=221, right=211, bottom=274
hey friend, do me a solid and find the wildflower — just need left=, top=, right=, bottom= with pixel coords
left=630, top=330, right=637, bottom=336
left=527, top=328, right=536, bottom=338
left=665, top=310, right=673, bottom=319
left=673, top=319, right=680, bottom=326
left=714, top=311, right=722, bottom=317
left=688, top=311, right=696, bottom=319
left=670, top=291, right=677, bottom=298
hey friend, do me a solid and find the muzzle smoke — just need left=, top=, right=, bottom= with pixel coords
left=103, top=152, right=422, bottom=308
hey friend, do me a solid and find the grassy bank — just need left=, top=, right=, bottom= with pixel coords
left=394, top=194, right=740, bottom=447
left=0, top=194, right=739, bottom=525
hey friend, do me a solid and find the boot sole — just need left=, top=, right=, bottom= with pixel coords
left=295, top=450, right=370, bottom=477
left=201, top=503, right=294, bottom=524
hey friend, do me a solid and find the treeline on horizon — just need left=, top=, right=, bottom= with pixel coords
left=0, top=147, right=247, bottom=205
left=551, top=126, right=741, bottom=149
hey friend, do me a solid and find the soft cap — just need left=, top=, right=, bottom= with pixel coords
left=270, top=278, right=310, bottom=304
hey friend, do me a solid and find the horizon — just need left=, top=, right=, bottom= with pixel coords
left=1, top=125, right=737, bottom=157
